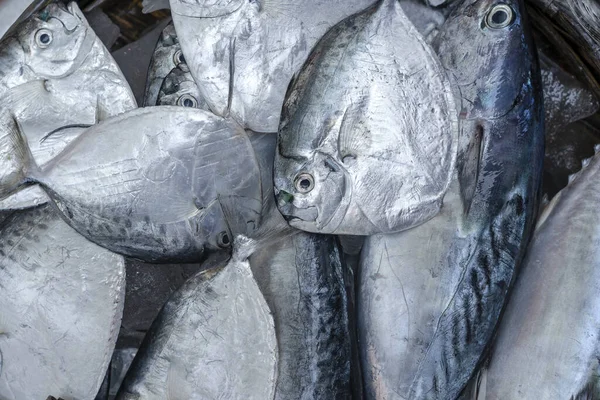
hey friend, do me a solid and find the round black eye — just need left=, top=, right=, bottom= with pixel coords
left=217, top=231, right=231, bottom=248
left=35, top=29, right=53, bottom=48
left=177, top=94, right=198, bottom=108
left=173, top=50, right=185, bottom=66
left=294, top=173, right=315, bottom=194
left=486, top=4, right=514, bottom=29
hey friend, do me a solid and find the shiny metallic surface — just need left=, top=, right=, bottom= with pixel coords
left=156, top=64, right=210, bottom=110
left=274, top=0, right=458, bottom=235
left=169, top=0, right=377, bottom=132
left=0, top=204, right=125, bottom=400
left=0, top=0, right=46, bottom=41
left=358, top=0, right=544, bottom=398
left=143, top=22, right=182, bottom=106
left=116, top=238, right=277, bottom=400
left=4, top=107, right=262, bottom=263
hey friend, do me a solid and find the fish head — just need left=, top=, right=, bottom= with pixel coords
left=157, top=66, right=208, bottom=110
left=274, top=149, right=349, bottom=233
left=199, top=199, right=234, bottom=255
left=17, top=2, right=94, bottom=79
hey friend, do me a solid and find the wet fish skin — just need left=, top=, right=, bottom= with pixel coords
left=169, top=0, right=377, bottom=132
left=274, top=0, right=457, bottom=235
left=358, top=0, right=544, bottom=398
left=1, top=107, right=262, bottom=263
left=0, top=204, right=125, bottom=400
left=156, top=64, right=210, bottom=110
left=116, top=238, right=277, bottom=400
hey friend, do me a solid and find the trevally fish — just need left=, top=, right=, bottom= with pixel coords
left=116, top=237, right=277, bottom=400
left=0, top=204, right=125, bottom=400
left=274, top=0, right=458, bottom=235
left=168, top=0, right=377, bottom=132
left=461, top=149, right=600, bottom=400
left=358, top=0, right=544, bottom=398
left=156, top=64, right=209, bottom=110
left=0, top=1, right=136, bottom=210
left=0, top=107, right=262, bottom=263
left=143, top=22, right=186, bottom=106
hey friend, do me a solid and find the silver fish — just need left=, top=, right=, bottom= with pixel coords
left=0, top=0, right=47, bottom=40
left=169, top=0, right=377, bottom=132
left=156, top=64, right=210, bottom=110
left=0, top=204, right=125, bottom=400
left=143, top=22, right=186, bottom=106
left=358, top=0, right=544, bottom=398
left=274, top=0, right=458, bottom=235
left=116, top=237, right=277, bottom=400
left=0, top=107, right=262, bottom=263
left=0, top=1, right=137, bottom=210
left=461, top=149, right=600, bottom=400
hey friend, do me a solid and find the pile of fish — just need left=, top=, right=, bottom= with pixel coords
left=0, top=0, right=599, bottom=399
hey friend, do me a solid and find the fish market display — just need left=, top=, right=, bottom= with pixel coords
left=462, top=149, right=600, bottom=400
left=0, top=2, right=136, bottom=210
left=0, top=204, right=125, bottom=400
left=169, top=0, right=377, bottom=132
left=274, top=0, right=458, bottom=235
left=358, top=0, right=544, bottom=398
left=116, top=237, right=277, bottom=400
left=0, top=107, right=262, bottom=263
left=157, top=64, right=209, bottom=110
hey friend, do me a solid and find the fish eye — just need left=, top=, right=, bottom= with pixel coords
left=486, top=4, right=514, bottom=29
left=294, top=173, right=315, bottom=194
left=35, top=29, right=53, bottom=48
left=173, top=50, right=185, bottom=66
left=217, top=231, right=231, bottom=248
left=177, top=94, right=198, bottom=108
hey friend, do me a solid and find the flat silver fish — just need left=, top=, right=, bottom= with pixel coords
left=156, top=64, right=210, bottom=110
left=0, top=204, right=125, bottom=400
left=358, top=0, right=544, bottom=398
left=274, top=0, right=458, bottom=235
left=116, top=237, right=277, bottom=400
left=169, top=0, right=377, bottom=132
left=461, top=149, right=600, bottom=400
left=0, top=0, right=46, bottom=40
left=0, top=1, right=137, bottom=210
left=0, top=107, right=262, bottom=263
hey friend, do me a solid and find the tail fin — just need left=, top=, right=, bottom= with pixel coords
left=0, top=113, right=38, bottom=200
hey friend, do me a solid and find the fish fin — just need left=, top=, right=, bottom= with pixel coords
left=151, top=193, right=202, bottom=225
left=142, top=0, right=171, bottom=13
left=8, top=80, right=52, bottom=110
left=459, top=124, right=484, bottom=216
left=226, top=36, right=236, bottom=118
left=337, top=96, right=370, bottom=163
left=0, top=186, right=49, bottom=211
left=0, top=114, right=39, bottom=199
left=166, top=362, right=192, bottom=400
left=572, top=379, right=600, bottom=400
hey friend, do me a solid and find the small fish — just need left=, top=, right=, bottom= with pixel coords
left=169, top=0, right=377, bottom=132
left=156, top=64, right=210, bottom=110
left=0, top=204, right=125, bottom=400
left=358, top=0, right=544, bottom=398
left=116, top=237, right=277, bottom=400
left=0, top=107, right=263, bottom=263
left=0, top=1, right=136, bottom=210
left=143, top=22, right=187, bottom=106
left=273, top=0, right=458, bottom=235
left=461, top=150, right=600, bottom=400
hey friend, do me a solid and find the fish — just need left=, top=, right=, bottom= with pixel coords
left=0, top=0, right=47, bottom=40
left=0, top=204, right=125, bottom=400
left=156, top=64, right=210, bottom=110
left=357, top=0, right=544, bottom=398
left=0, top=107, right=263, bottom=263
left=460, top=149, right=600, bottom=400
left=143, top=22, right=186, bottom=106
left=273, top=0, right=458, bottom=235
left=0, top=1, right=137, bottom=210
left=169, top=0, right=377, bottom=132
left=115, top=237, right=277, bottom=400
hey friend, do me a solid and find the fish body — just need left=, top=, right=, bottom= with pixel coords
left=463, top=150, right=600, bottom=400
left=274, top=0, right=458, bottom=235
left=0, top=2, right=136, bottom=210
left=116, top=237, right=277, bottom=400
left=358, top=0, right=544, bottom=398
left=0, top=204, right=125, bottom=400
left=1, top=107, right=262, bottom=263
left=156, top=64, right=210, bottom=110
left=169, top=0, right=377, bottom=132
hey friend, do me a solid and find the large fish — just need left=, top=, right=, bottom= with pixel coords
left=115, top=237, right=277, bottom=400
left=168, top=0, right=377, bottom=132
left=156, top=64, right=210, bottom=111
left=0, top=1, right=137, bottom=211
left=0, top=107, right=262, bottom=263
left=0, top=204, right=125, bottom=400
left=461, top=149, right=600, bottom=400
left=273, top=0, right=458, bottom=235
left=358, top=0, right=544, bottom=398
